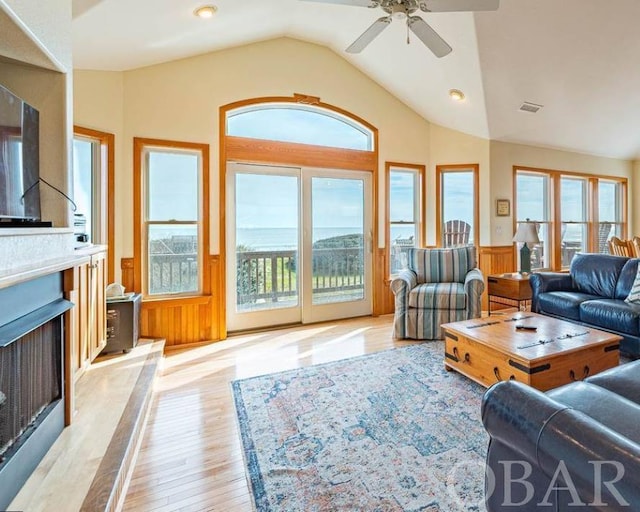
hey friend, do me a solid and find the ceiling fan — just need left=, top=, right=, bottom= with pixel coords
left=302, top=0, right=499, bottom=57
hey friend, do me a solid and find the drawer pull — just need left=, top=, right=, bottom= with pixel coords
left=453, top=347, right=469, bottom=363
left=569, top=365, right=590, bottom=381
left=509, top=375, right=516, bottom=381
left=494, top=367, right=501, bottom=381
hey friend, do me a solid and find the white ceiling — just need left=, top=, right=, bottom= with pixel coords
left=71, top=0, right=640, bottom=160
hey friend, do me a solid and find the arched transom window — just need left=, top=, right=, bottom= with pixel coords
left=226, top=104, right=374, bottom=151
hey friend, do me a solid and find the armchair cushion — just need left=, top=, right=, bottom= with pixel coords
left=408, top=282, right=466, bottom=310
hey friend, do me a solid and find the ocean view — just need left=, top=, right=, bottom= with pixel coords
left=236, top=227, right=362, bottom=251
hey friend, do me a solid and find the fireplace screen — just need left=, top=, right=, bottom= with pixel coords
left=0, top=317, right=62, bottom=458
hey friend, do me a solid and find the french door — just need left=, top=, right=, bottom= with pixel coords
left=226, top=163, right=373, bottom=332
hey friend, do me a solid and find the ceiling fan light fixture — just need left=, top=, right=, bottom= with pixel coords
left=449, top=89, right=465, bottom=102
left=194, top=5, right=217, bottom=18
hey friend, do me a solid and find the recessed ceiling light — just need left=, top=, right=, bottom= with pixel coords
left=449, top=89, right=465, bottom=102
left=194, top=5, right=217, bottom=18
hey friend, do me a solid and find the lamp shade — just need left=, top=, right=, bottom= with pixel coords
left=513, top=221, right=540, bottom=244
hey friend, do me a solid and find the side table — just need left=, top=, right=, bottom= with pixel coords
left=487, top=273, right=532, bottom=315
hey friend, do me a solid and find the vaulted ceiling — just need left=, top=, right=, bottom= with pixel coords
left=72, top=0, right=640, bottom=160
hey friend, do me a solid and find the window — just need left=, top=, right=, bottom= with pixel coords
left=226, top=104, right=373, bottom=151
left=515, top=171, right=551, bottom=270
left=436, top=165, right=478, bottom=248
left=597, top=180, right=625, bottom=253
left=515, top=167, right=627, bottom=269
left=73, top=133, right=105, bottom=244
left=560, top=177, right=588, bottom=267
left=135, top=139, right=209, bottom=297
left=387, top=163, right=424, bottom=274
left=73, top=127, right=115, bottom=281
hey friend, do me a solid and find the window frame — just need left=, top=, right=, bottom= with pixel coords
left=73, top=126, right=115, bottom=282
left=385, top=162, right=425, bottom=276
left=435, top=164, right=479, bottom=248
left=514, top=166, right=628, bottom=270
left=133, top=138, right=210, bottom=299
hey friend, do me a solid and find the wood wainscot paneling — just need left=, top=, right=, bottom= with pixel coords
left=478, top=246, right=515, bottom=311
left=376, top=248, right=394, bottom=316
left=121, top=256, right=221, bottom=347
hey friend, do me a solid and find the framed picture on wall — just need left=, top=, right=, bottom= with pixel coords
left=496, top=199, right=510, bottom=216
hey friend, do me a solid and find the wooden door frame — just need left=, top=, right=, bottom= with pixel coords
left=219, top=94, right=379, bottom=339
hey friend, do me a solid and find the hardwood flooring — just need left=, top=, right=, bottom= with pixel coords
left=123, top=314, right=414, bottom=511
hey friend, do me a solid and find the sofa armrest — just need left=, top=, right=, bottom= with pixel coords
left=464, top=268, right=485, bottom=319
left=529, top=272, right=574, bottom=312
left=482, top=381, right=640, bottom=510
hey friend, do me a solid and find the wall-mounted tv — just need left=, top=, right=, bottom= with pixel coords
left=0, top=83, right=41, bottom=223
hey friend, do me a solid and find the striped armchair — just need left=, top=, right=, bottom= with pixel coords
left=390, top=246, right=484, bottom=340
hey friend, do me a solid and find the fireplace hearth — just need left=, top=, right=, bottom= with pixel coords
left=0, top=272, right=72, bottom=510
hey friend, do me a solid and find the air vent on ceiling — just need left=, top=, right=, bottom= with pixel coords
left=519, top=101, right=543, bottom=113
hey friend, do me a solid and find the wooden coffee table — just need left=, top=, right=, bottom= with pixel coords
left=441, top=312, right=621, bottom=391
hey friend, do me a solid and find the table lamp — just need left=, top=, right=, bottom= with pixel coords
left=513, top=219, right=540, bottom=274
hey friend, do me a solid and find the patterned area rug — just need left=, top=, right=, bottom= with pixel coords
left=232, top=342, right=488, bottom=511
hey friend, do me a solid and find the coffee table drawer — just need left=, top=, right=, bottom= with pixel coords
left=444, top=329, right=619, bottom=391
left=445, top=333, right=522, bottom=387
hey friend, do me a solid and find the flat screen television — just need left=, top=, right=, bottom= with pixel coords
left=0, top=83, right=41, bottom=223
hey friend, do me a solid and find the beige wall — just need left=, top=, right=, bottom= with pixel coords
left=74, top=37, right=636, bottom=280
left=73, top=70, right=125, bottom=254
left=76, top=37, right=437, bottom=279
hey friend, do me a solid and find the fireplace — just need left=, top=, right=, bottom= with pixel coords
left=0, top=272, right=72, bottom=510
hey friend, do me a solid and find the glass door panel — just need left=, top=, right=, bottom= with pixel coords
left=311, top=177, right=365, bottom=305
left=303, top=170, right=372, bottom=324
left=226, top=164, right=301, bottom=331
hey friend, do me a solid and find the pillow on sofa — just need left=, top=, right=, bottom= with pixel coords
left=626, top=267, right=640, bottom=304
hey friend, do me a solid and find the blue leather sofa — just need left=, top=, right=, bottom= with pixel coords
left=530, top=253, right=640, bottom=357
left=482, top=362, right=640, bottom=511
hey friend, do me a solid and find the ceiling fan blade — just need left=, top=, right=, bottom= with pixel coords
left=346, top=16, right=391, bottom=54
left=407, top=16, right=452, bottom=57
left=300, top=0, right=377, bottom=7
left=421, top=0, right=499, bottom=12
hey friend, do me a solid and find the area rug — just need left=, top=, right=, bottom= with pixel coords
left=232, top=342, right=488, bottom=511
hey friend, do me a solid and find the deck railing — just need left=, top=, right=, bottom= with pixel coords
left=148, top=247, right=365, bottom=305
left=149, top=253, right=198, bottom=295
left=236, top=247, right=364, bottom=307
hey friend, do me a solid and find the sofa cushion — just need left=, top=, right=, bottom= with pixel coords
left=616, top=258, right=640, bottom=300
left=579, top=299, right=640, bottom=336
left=408, top=282, right=466, bottom=310
left=537, top=291, right=599, bottom=321
left=570, top=253, right=628, bottom=298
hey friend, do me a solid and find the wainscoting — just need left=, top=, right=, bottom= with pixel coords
left=121, top=256, right=221, bottom=348
left=122, top=246, right=515, bottom=345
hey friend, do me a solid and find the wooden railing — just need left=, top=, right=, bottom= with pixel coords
left=148, top=247, right=365, bottom=305
left=148, top=253, right=198, bottom=295
left=236, top=247, right=364, bottom=307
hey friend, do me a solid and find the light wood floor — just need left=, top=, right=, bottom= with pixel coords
left=122, top=315, right=414, bottom=511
